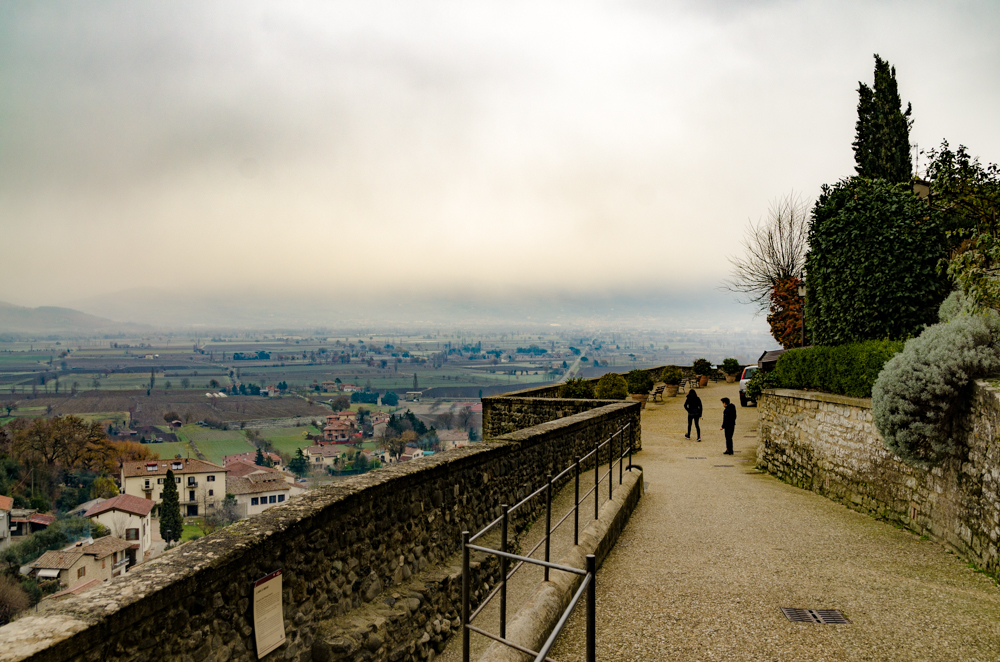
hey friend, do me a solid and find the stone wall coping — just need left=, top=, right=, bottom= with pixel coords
left=763, top=388, right=872, bottom=409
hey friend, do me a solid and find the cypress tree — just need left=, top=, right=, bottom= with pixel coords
left=159, top=469, right=183, bottom=544
left=852, top=54, right=913, bottom=183
left=254, top=447, right=266, bottom=466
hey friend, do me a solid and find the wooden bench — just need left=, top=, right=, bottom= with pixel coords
left=650, top=384, right=666, bottom=402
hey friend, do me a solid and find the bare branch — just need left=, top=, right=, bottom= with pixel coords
left=720, top=193, right=811, bottom=314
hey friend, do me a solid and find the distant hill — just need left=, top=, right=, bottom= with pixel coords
left=0, top=301, right=146, bottom=337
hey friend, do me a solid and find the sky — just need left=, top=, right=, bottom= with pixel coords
left=2, top=0, right=999, bottom=328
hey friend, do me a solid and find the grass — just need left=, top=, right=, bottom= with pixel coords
left=259, top=427, right=314, bottom=457
left=146, top=441, right=194, bottom=460
left=193, top=438, right=255, bottom=465
left=181, top=524, right=202, bottom=541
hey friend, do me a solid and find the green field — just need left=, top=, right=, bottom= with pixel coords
left=146, top=441, right=192, bottom=460
left=259, top=427, right=314, bottom=457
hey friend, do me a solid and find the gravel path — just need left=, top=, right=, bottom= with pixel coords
left=547, top=382, right=1000, bottom=661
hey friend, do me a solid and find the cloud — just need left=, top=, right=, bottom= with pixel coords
left=0, top=0, right=998, bottom=327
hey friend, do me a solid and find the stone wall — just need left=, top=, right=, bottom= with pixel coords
left=500, top=366, right=670, bottom=400
left=0, top=402, right=640, bottom=662
left=757, top=384, right=1000, bottom=578
left=482, top=396, right=641, bottom=449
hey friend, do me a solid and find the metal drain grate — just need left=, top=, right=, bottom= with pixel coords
left=685, top=457, right=707, bottom=460
left=780, top=608, right=850, bottom=624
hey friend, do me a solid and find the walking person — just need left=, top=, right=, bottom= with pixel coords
left=683, top=389, right=702, bottom=441
left=720, top=397, right=736, bottom=455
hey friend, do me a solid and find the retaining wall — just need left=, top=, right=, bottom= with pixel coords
left=0, top=402, right=640, bottom=662
left=757, top=384, right=1000, bottom=578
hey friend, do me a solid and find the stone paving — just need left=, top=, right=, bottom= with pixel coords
left=547, top=382, right=1000, bottom=662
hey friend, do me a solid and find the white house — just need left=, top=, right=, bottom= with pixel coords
left=84, top=494, right=154, bottom=564
left=120, top=458, right=226, bottom=518
left=30, top=536, right=134, bottom=591
left=400, top=447, right=424, bottom=462
left=227, top=473, right=292, bottom=518
left=0, top=495, right=11, bottom=551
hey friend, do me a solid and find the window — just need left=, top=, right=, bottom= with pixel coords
left=171, top=462, right=182, bottom=470
left=157, top=478, right=163, bottom=485
left=251, top=497, right=259, bottom=506
left=208, top=489, right=214, bottom=496
left=126, top=528, right=139, bottom=541
left=188, top=491, right=195, bottom=501
left=269, top=495, right=277, bottom=504
left=78, top=567, right=86, bottom=579
left=144, top=480, right=150, bottom=489
left=277, top=494, right=285, bottom=502
left=175, top=477, right=181, bottom=483
left=102, top=559, right=106, bottom=569
left=187, top=478, right=196, bottom=486
left=207, top=475, right=215, bottom=482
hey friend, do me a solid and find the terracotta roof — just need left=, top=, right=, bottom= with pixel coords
left=226, top=460, right=282, bottom=478
left=223, top=451, right=282, bottom=465
left=84, top=494, right=154, bottom=518
left=49, top=578, right=102, bottom=599
left=122, top=458, right=225, bottom=478
left=29, top=514, right=56, bottom=526
left=227, top=473, right=290, bottom=496
left=32, top=550, right=84, bottom=570
left=324, top=420, right=350, bottom=430
left=82, top=536, right=134, bottom=560
left=0, top=495, right=12, bottom=511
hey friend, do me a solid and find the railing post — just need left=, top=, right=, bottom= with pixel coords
left=594, top=438, right=600, bottom=521
left=618, top=435, right=625, bottom=485
left=628, top=433, right=633, bottom=472
left=608, top=439, right=613, bottom=502
left=500, top=504, right=508, bottom=639
left=544, top=474, right=552, bottom=581
left=586, top=553, right=596, bottom=662
left=574, top=455, right=580, bottom=546
left=462, top=530, right=470, bottom=662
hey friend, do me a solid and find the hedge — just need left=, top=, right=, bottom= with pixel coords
left=771, top=340, right=904, bottom=398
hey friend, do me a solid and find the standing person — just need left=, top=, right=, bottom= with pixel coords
left=683, top=389, right=702, bottom=441
left=720, top=397, right=736, bottom=455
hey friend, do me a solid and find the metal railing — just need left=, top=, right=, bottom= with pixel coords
left=461, top=422, right=635, bottom=662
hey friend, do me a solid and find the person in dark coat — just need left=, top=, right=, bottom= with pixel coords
left=683, top=389, right=703, bottom=441
left=720, top=397, right=736, bottom=455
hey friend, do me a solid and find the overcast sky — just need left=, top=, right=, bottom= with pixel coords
left=2, top=1, right=999, bottom=326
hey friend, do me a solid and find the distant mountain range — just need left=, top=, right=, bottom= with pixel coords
left=0, top=301, right=147, bottom=337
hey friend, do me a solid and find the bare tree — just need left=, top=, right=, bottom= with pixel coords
left=721, top=193, right=811, bottom=314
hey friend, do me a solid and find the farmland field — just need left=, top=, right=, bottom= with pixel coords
left=145, top=441, right=192, bottom=460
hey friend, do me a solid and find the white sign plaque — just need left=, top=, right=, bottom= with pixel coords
left=253, top=569, right=285, bottom=659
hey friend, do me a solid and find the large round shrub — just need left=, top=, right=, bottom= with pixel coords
left=625, top=370, right=654, bottom=395
left=559, top=378, right=594, bottom=399
left=691, top=359, right=712, bottom=376
left=660, top=366, right=683, bottom=385
left=806, top=177, right=951, bottom=344
left=872, top=312, right=1000, bottom=466
left=595, top=373, right=628, bottom=399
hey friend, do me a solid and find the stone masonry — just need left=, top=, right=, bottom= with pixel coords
left=0, top=401, right=640, bottom=662
left=757, top=383, right=1000, bottom=579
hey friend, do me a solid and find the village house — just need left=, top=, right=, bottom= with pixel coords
left=0, top=495, right=11, bottom=551
left=340, top=384, right=362, bottom=393
left=330, top=410, right=358, bottom=425
left=223, top=450, right=284, bottom=469
left=322, top=418, right=351, bottom=443
left=30, top=536, right=135, bottom=592
left=84, top=494, right=154, bottom=564
left=304, top=444, right=341, bottom=469
left=437, top=429, right=472, bottom=451
left=400, top=447, right=424, bottom=462
left=321, top=381, right=339, bottom=392
left=120, top=458, right=226, bottom=517
left=227, top=473, right=292, bottom=518
left=226, top=459, right=305, bottom=491
left=9, top=509, right=55, bottom=539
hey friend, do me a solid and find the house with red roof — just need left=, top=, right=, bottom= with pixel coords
left=84, top=494, right=155, bottom=563
left=0, top=495, right=12, bottom=551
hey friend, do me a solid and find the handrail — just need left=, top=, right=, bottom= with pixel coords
left=461, top=421, right=634, bottom=662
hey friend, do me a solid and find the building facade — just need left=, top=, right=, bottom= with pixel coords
left=120, top=458, right=226, bottom=517
left=30, top=537, right=135, bottom=590
left=226, top=473, right=292, bottom=518
left=84, top=494, right=154, bottom=564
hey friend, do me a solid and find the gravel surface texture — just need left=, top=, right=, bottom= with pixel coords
left=545, top=382, right=1000, bottom=662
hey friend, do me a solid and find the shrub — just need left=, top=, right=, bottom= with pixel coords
left=626, top=370, right=654, bottom=395
left=559, top=378, right=594, bottom=399
left=692, top=359, right=712, bottom=376
left=806, top=177, right=951, bottom=344
left=872, top=312, right=1000, bottom=467
left=771, top=340, right=904, bottom=398
left=594, top=374, right=628, bottom=400
left=721, top=358, right=742, bottom=375
left=660, top=366, right=683, bottom=385
left=0, top=575, right=29, bottom=625
left=745, top=370, right=780, bottom=401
